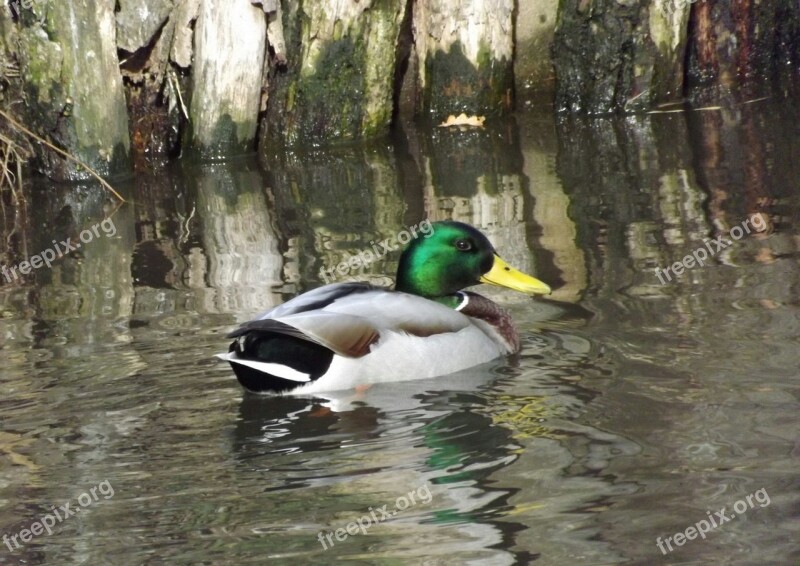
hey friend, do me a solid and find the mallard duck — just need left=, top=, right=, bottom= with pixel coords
left=216, top=221, right=551, bottom=394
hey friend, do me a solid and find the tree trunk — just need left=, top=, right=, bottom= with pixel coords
left=188, top=0, right=267, bottom=157
left=260, top=0, right=405, bottom=148
left=686, top=0, right=800, bottom=102
left=413, top=0, right=514, bottom=119
left=553, top=0, right=691, bottom=114
left=515, top=0, right=558, bottom=103
left=11, top=0, right=130, bottom=180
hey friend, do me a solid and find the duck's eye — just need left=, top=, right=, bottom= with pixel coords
left=455, top=239, right=472, bottom=251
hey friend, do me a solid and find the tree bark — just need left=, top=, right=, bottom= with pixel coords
left=116, top=0, right=175, bottom=54
left=260, top=0, right=405, bottom=148
left=515, top=0, right=558, bottom=102
left=553, top=0, right=691, bottom=114
left=11, top=0, right=131, bottom=180
left=686, top=0, right=800, bottom=101
left=188, top=0, right=267, bottom=157
left=413, top=0, right=514, bottom=118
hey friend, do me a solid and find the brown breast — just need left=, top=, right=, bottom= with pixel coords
left=459, top=292, right=521, bottom=353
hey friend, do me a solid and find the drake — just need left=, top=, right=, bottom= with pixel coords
left=216, top=221, right=551, bottom=394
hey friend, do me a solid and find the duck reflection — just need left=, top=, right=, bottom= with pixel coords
left=230, top=365, right=523, bottom=562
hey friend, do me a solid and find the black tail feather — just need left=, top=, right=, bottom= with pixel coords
left=228, top=332, right=334, bottom=393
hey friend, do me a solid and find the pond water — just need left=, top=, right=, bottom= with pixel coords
left=1, top=99, right=798, bottom=564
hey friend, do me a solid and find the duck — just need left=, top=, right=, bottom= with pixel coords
left=216, top=221, right=551, bottom=395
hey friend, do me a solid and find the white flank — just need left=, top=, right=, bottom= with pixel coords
left=289, top=327, right=505, bottom=395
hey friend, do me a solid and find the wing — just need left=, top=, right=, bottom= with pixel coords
left=227, top=314, right=381, bottom=357
left=254, top=282, right=376, bottom=320
left=227, top=283, right=472, bottom=358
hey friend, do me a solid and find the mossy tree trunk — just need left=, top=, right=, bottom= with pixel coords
left=552, top=0, right=691, bottom=114
left=10, top=0, right=130, bottom=180
left=259, top=0, right=405, bottom=149
left=5, top=0, right=800, bottom=175
left=553, top=0, right=800, bottom=114
left=188, top=0, right=267, bottom=157
left=412, top=0, right=514, bottom=119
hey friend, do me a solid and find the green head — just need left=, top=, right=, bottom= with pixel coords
left=395, top=221, right=551, bottom=301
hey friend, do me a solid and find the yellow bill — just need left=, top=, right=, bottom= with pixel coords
left=479, top=255, right=551, bottom=295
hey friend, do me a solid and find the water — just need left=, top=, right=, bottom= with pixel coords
left=1, top=99, right=798, bottom=564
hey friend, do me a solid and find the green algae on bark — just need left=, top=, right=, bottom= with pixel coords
left=420, top=41, right=512, bottom=118
left=412, top=0, right=514, bottom=118
left=14, top=0, right=130, bottom=180
left=261, top=0, right=405, bottom=148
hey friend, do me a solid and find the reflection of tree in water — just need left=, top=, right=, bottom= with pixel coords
left=266, top=144, right=406, bottom=289
left=552, top=99, right=800, bottom=564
